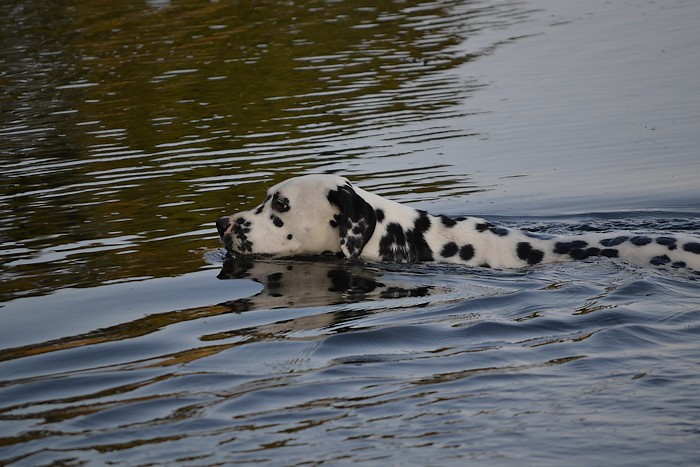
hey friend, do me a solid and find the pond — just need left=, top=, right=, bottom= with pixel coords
left=1, top=0, right=700, bottom=465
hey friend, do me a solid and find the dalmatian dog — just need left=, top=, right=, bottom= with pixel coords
left=216, top=174, right=700, bottom=273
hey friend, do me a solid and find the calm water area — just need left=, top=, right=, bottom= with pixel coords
left=1, top=0, right=700, bottom=464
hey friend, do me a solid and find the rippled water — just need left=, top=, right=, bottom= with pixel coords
left=2, top=0, right=700, bottom=464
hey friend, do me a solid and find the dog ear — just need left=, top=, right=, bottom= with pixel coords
left=327, top=183, right=377, bottom=259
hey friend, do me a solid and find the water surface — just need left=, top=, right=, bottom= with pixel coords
left=1, top=0, right=700, bottom=464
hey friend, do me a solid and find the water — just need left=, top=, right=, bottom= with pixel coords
left=1, top=0, right=700, bottom=464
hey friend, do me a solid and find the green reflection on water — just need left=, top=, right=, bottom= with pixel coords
left=0, top=0, right=520, bottom=299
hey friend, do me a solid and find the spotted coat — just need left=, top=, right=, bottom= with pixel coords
left=216, top=175, right=700, bottom=273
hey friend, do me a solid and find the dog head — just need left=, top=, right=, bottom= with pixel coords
left=216, top=175, right=377, bottom=259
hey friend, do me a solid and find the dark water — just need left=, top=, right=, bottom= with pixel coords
left=2, top=0, right=700, bottom=465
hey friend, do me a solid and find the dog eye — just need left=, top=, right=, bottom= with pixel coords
left=271, top=196, right=290, bottom=212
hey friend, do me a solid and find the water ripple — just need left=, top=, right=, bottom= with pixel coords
left=1, top=258, right=700, bottom=464
left=2, top=0, right=700, bottom=463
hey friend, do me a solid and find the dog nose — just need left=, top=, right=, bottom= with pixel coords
left=216, top=216, right=231, bottom=236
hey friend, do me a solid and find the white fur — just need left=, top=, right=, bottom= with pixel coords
left=217, top=175, right=700, bottom=273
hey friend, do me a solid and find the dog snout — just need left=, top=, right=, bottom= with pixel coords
left=216, top=216, right=231, bottom=236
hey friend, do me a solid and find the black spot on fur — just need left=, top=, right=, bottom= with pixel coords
left=683, top=242, right=700, bottom=254
left=650, top=255, right=671, bottom=266
left=375, top=209, right=385, bottom=223
left=655, top=236, right=677, bottom=250
left=554, top=240, right=588, bottom=255
left=406, top=211, right=434, bottom=261
left=270, top=215, right=284, bottom=228
left=475, top=222, right=508, bottom=236
left=378, top=212, right=434, bottom=262
left=569, top=247, right=600, bottom=260
left=459, top=244, right=475, bottom=261
left=330, top=214, right=340, bottom=228
left=672, top=261, right=686, bottom=269
left=385, top=224, right=406, bottom=245
left=440, top=215, right=457, bottom=228
left=352, top=222, right=365, bottom=235
left=379, top=223, right=407, bottom=262
left=414, top=211, right=431, bottom=232
left=344, top=235, right=363, bottom=254
left=600, top=236, right=629, bottom=247
left=327, top=185, right=377, bottom=258
left=441, top=242, right=458, bottom=258
left=553, top=243, right=618, bottom=261
left=255, top=195, right=272, bottom=215
left=287, top=234, right=293, bottom=240
left=630, top=236, right=652, bottom=246
left=232, top=217, right=253, bottom=253
left=517, top=242, right=544, bottom=265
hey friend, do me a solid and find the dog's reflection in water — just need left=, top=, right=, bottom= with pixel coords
left=216, top=255, right=432, bottom=311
